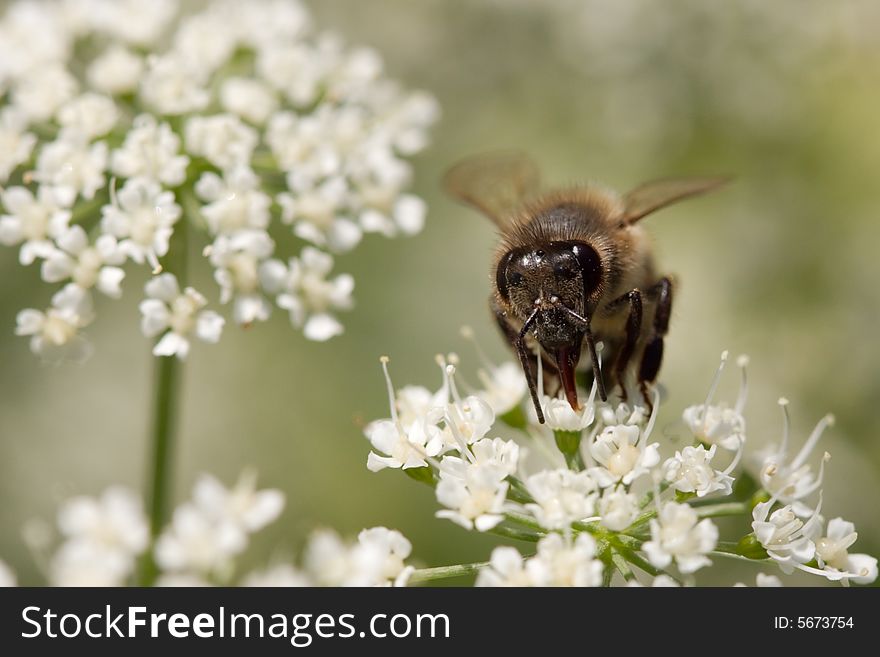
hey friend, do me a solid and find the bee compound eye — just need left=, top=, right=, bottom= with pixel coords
left=554, top=263, right=575, bottom=279
left=509, top=271, right=524, bottom=285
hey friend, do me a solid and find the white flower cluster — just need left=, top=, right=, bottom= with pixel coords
left=0, top=0, right=438, bottom=362
left=5, top=470, right=413, bottom=587
left=364, top=338, right=879, bottom=587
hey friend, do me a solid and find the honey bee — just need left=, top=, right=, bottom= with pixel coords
left=444, top=152, right=728, bottom=423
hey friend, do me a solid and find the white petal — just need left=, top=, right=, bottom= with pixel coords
left=243, top=490, right=285, bottom=531
left=57, top=225, right=88, bottom=255
left=41, top=251, right=74, bottom=283
left=97, top=267, right=125, bottom=298
left=139, top=299, right=170, bottom=337
left=303, top=313, right=343, bottom=341
left=327, top=219, right=362, bottom=252
left=394, top=195, right=426, bottom=235
left=145, top=273, right=180, bottom=302
left=195, top=311, right=225, bottom=343
left=153, top=332, right=190, bottom=358
left=15, top=309, right=44, bottom=336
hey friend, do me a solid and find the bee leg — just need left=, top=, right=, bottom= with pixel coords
left=606, top=289, right=643, bottom=401
left=638, top=276, right=673, bottom=408
left=491, top=298, right=545, bottom=423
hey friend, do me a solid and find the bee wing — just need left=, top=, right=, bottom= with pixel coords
left=443, top=151, right=541, bottom=226
left=621, top=176, right=731, bottom=224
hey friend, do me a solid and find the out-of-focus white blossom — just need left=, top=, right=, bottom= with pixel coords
left=16, top=283, right=94, bottom=363
left=50, top=486, right=148, bottom=586
left=1, top=0, right=437, bottom=360
left=524, top=469, right=597, bottom=530
left=0, top=560, right=15, bottom=587
left=643, top=501, right=718, bottom=574
left=529, top=533, right=604, bottom=587
left=303, top=527, right=413, bottom=587
left=139, top=273, right=224, bottom=359
left=598, top=485, right=639, bottom=531
left=264, top=247, right=354, bottom=341
left=0, top=185, right=71, bottom=265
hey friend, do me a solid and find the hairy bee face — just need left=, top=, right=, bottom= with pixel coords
left=496, top=241, right=602, bottom=348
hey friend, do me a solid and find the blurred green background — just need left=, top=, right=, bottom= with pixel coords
left=2, top=0, right=879, bottom=585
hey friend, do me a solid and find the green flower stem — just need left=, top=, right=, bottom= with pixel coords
left=694, top=501, right=750, bottom=518
left=504, top=511, right=546, bottom=532
left=506, top=476, right=535, bottom=504
left=408, top=561, right=490, bottom=584
left=709, top=550, right=771, bottom=564
left=489, top=523, right=545, bottom=543
left=138, top=202, right=190, bottom=586
left=140, top=354, right=181, bottom=585
left=611, top=551, right=635, bottom=582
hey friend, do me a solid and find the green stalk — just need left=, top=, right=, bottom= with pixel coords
left=408, top=561, right=490, bottom=584
left=138, top=198, right=190, bottom=586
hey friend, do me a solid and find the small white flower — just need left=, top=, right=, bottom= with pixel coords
left=50, top=486, right=148, bottom=586
left=357, top=527, right=414, bottom=587
left=93, top=0, right=177, bottom=47
left=278, top=177, right=362, bottom=253
left=528, top=533, right=604, bottom=587
left=140, top=54, right=210, bottom=116
left=588, top=423, right=660, bottom=488
left=111, top=115, right=190, bottom=187
left=41, top=226, right=125, bottom=298
left=196, top=167, right=271, bottom=236
left=364, top=357, right=444, bottom=471
left=268, top=247, right=353, bottom=340
left=663, top=444, right=735, bottom=498
left=359, top=193, right=426, bottom=237
left=303, top=527, right=413, bottom=587
left=598, top=485, right=640, bottom=532
left=154, top=503, right=246, bottom=576
left=16, top=283, right=94, bottom=363
left=751, top=498, right=822, bottom=573
left=0, top=108, right=36, bottom=183
left=0, top=185, right=71, bottom=265
left=0, top=560, right=15, bottom=587
left=643, top=501, right=718, bottom=574
left=185, top=113, right=258, bottom=171
left=210, top=229, right=276, bottom=325
left=172, top=10, right=238, bottom=76
left=814, top=518, right=878, bottom=585
left=435, top=457, right=508, bottom=532
left=35, top=136, right=108, bottom=206
left=56, top=92, right=119, bottom=140
left=475, top=547, right=538, bottom=587
left=192, top=471, right=284, bottom=534
left=682, top=352, right=749, bottom=450
left=757, top=400, right=832, bottom=516
left=471, top=437, right=520, bottom=477
left=734, top=573, right=784, bottom=587
left=56, top=486, right=148, bottom=556
left=139, top=273, right=224, bottom=359
left=476, top=362, right=528, bottom=417
left=241, top=564, right=310, bottom=587
left=220, top=77, right=279, bottom=125
left=524, top=469, right=598, bottom=530
left=101, top=177, right=181, bottom=271
left=12, top=64, right=78, bottom=123
left=87, top=45, right=144, bottom=95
